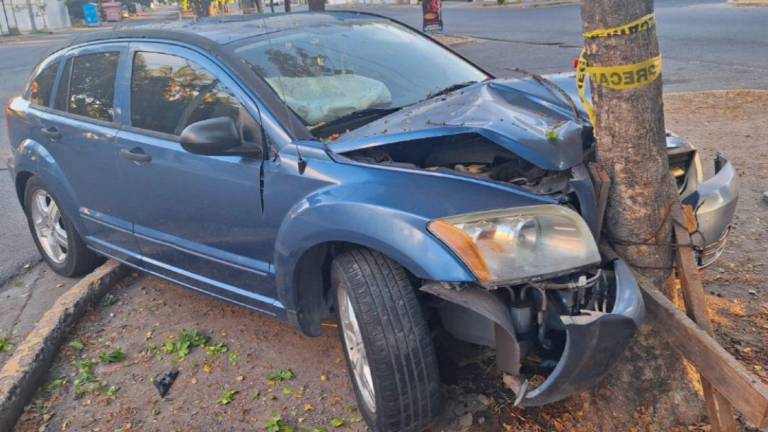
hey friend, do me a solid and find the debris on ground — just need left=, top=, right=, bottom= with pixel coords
left=153, top=369, right=180, bottom=397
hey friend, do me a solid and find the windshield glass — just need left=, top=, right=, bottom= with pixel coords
left=231, top=19, right=489, bottom=134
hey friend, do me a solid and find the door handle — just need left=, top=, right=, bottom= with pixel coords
left=119, top=147, right=152, bottom=163
left=40, top=126, right=61, bottom=140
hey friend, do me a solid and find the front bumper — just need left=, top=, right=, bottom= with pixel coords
left=423, top=259, right=644, bottom=407
left=516, top=259, right=643, bottom=406
left=686, top=154, right=739, bottom=268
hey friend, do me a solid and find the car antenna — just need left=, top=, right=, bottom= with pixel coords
left=296, top=143, right=307, bottom=175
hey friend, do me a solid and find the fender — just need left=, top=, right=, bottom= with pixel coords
left=271, top=154, right=556, bottom=317
left=13, top=138, right=87, bottom=237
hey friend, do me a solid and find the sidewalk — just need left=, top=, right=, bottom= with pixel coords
left=0, top=264, right=78, bottom=370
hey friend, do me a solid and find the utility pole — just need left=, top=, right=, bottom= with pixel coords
left=578, top=0, right=709, bottom=428
left=24, top=0, right=36, bottom=31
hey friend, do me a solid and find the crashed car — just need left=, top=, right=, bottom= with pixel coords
left=6, top=12, right=737, bottom=432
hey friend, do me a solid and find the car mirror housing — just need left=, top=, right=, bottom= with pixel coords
left=180, top=117, right=260, bottom=157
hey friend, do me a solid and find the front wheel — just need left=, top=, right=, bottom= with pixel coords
left=332, top=249, right=440, bottom=432
left=23, top=176, right=103, bottom=277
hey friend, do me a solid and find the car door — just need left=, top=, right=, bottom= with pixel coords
left=115, top=43, right=281, bottom=315
left=39, top=44, right=141, bottom=265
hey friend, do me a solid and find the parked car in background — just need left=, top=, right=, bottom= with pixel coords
left=5, top=12, right=737, bottom=432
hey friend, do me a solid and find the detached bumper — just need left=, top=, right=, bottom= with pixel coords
left=422, top=259, right=644, bottom=407
left=685, top=154, right=739, bottom=268
left=517, top=259, right=643, bottom=406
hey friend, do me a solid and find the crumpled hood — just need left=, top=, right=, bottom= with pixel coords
left=330, top=78, right=590, bottom=171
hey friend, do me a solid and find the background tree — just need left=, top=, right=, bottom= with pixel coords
left=577, top=0, right=706, bottom=428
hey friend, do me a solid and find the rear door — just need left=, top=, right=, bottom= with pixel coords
left=40, top=44, right=141, bottom=264
left=115, top=43, right=280, bottom=314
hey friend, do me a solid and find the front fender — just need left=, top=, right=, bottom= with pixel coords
left=274, top=198, right=476, bottom=307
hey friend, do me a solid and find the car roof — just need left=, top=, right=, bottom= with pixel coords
left=73, top=11, right=392, bottom=46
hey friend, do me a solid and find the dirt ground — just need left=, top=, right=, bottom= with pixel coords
left=15, top=90, right=768, bottom=432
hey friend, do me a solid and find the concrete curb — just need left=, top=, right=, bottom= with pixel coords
left=0, top=260, right=128, bottom=431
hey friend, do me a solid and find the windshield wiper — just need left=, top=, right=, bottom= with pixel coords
left=310, top=107, right=403, bottom=138
left=423, top=80, right=479, bottom=101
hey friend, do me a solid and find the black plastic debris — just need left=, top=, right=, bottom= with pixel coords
left=153, top=369, right=180, bottom=397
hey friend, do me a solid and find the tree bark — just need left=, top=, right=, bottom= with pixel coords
left=308, top=0, right=325, bottom=11
left=284, top=0, right=290, bottom=13
left=579, top=0, right=705, bottom=428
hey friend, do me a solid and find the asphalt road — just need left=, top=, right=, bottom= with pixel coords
left=0, top=0, right=766, bottom=283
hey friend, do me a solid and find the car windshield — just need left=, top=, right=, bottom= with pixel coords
left=231, top=19, right=489, bottom=137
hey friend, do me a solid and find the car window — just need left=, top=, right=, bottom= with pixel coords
left=131, top=51, right=246, bottom=136
left=68, top=52, right=120, bottom=122
left=27, top=60, right=59, bottom=107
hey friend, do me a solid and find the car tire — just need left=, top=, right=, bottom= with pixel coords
left=23, top=176, right=103, bottom=277
left=331, top=248, right=440, bottom=432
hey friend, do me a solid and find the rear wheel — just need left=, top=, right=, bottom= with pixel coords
left=23, top=176, right=103, bottom=277
left=332, top=249, right=440, bottom=432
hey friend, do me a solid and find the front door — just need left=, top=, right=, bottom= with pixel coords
left=115, top=43, right=280, bottom=315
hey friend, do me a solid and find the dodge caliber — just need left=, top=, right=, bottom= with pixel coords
left=5, top=12, right=738, bottom=432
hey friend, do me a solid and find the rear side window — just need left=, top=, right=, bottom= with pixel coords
left=131, top=51, right=243, bottom=136
left=67, top=52, right=120, bottom=122
left=27, top=61, right=59, bottom=107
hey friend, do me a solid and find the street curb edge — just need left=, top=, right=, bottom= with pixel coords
left=0, top=260, right=129, bottom=431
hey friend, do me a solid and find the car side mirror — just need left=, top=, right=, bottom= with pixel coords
left=180, top=117, right=255, bottom=156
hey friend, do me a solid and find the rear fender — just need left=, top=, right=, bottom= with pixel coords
left=14, top=138, right=86, bottom=236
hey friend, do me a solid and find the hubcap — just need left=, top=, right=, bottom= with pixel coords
left=338, top=285, right=376, bottom=413
left=30, top=189, right=68, bottom=264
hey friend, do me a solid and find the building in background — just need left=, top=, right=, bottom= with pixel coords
left=0, top=0, right=71, bottom=34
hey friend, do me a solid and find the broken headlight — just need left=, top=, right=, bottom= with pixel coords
left=428, top=205, right=601, bottom=285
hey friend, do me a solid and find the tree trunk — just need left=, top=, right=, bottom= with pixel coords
left=308, top=0, right=325, bottom=11
left=255, top=0, right=263, bottom=14
left=284, top=0, right=290, bottom=13
left=578, top=0, right=705, bottom=428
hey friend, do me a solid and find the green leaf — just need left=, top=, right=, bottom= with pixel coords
left=217, top=389, right=239, bottom=405
left=545, top=128, right=560, bottom=142
left=98, top=348, right=127, bottom=364
left=330, top=418, right=344, bottom=428
left=0, top=337, right=14, bottom=353
left=267, top=369, right=296, bottom=382
left=205, top=343, right=228, bottom=356
left=228, top=352, right=239, bottom=366
left=101, top=293, right=119, bottom=307
left=265, top=415, right=294, bottom=432
left=106, top=385, right=120, bottom=396
left=68, top=340, right=85, bottom=351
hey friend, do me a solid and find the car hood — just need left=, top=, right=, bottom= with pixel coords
left=330, top=78, right=590, bottom=171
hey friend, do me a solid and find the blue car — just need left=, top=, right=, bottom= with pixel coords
left=5, top=12, right=737, bottom=432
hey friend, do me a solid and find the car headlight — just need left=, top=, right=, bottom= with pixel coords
left=428, top=205, right=601, bottom=285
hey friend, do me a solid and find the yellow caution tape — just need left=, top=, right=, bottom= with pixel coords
left=583, top=13, right=656, bottom=39
left=587, top=55, right=662, bottom=90
left=576, top=13, right=661, bottom=129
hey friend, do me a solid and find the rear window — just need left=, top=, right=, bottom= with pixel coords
left=67, top=52, right=120, bottom=122
left=27, top=61, right=59, bottom=107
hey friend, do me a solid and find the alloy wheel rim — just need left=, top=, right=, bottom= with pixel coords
left=337, top=284, right=376, bottom=413
left=30, top=189, right=68, bottom=264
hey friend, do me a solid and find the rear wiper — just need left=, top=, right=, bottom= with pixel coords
left=424, top=80, right=479, bottom=101
left=310, top=107, right=402, bottom=137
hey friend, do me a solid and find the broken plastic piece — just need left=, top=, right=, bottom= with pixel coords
left=153, top=369, right=180, bottom=397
